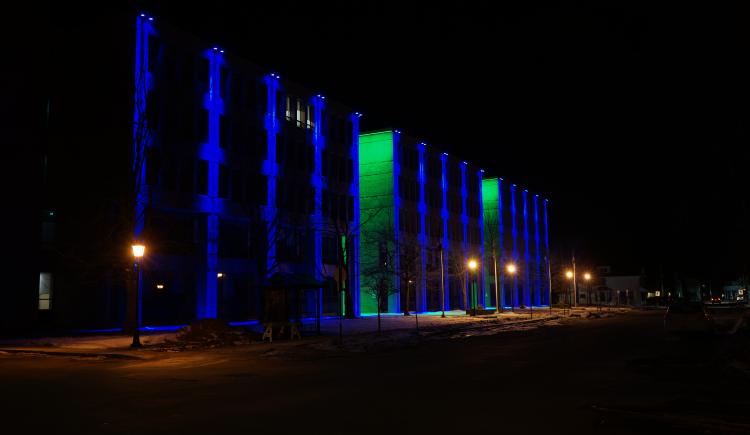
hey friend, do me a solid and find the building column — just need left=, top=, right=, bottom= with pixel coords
left=497, top=178, right=505, bottom=309
left=534, top=194, right=542, bottom=306
left=440, top=153, right=450, bottom=311
left=349, top=113, right=361, bottom=317
left=417, top=143, right=427, bottom=313
left=478, top=170, right=487, bottom=308
left=310, top=95, right=325, bottom=319
left=262, top=74, right=281, bottom=279
left=390, top=130, right=401, bottom=313
left=523, top=189, right=531, bottom=307
left=460, top=162, right=469, bottom=310
left=510, top=184, right=518, bottom=307
left=543, top=199, right=551, bottom=305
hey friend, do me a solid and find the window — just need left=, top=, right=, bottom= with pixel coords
left=284, top=95, right=313, bottom=129
left=219, top=115, right=230, bottom=149
left=218, top=164, right=228, bottom=198
left=197, top=160, right=209, bottom=195
left=38, top=273, right=52, bottom=310
left=197, top=108, right=209, bottom=144
left=147, top=35, right=159, bottom=71
left=179, top=159, right=194, bottom=193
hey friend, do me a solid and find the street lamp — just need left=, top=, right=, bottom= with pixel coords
left=468, top=259, right=479, bottom=316
left=504, top=262, right=517, bottom=315
left=583, top=272, right=591, bottom=306
left=131, top=244, right=145, bottom=348
left=565, top=270, right=574, bottom=315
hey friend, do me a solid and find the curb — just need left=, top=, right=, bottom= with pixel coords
left=0, top=347, right=145, bottom=360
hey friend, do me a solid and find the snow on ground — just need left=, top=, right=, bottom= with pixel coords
left=0, top=307, right=628, bottom=354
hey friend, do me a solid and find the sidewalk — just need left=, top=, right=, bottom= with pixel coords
left=0, top=307, right=622, bottom=358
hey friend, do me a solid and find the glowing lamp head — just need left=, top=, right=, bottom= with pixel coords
left=156, top=284, right=164, bottom=290
left=468, top=259, right=478, bottom=271
left=584, top=273, right=591, bottom=281
left=506, top=263, right=517, bottom=274
left=217, top=272, right=224, bottom=279
left=565, top=270, right=574, bottom=279
left=132, top=244, right=145, bottom=258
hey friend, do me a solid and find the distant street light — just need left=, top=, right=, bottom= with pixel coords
left=584, top=272, right=592, bottom=306
left=131, top=244, right=145, bottom=348
left=505, top=262, right=518, bottom=316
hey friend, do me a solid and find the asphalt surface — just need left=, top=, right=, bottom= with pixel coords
left=1, top=310, right=749, bottom=434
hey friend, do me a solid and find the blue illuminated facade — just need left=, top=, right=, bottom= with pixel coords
left=133, top=14, right=360, bottom=325
left=483, top=177, right=551, bottom=308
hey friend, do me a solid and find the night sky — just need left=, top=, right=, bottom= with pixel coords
left=11, top=1, right=748, bottom=283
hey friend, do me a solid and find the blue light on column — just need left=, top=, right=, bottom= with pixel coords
left=440, top=152, right=450, bottom=311
left=534, top=194, right=542, bottom=306
left=477, top=170, right=486, bottom=307
left=497, top=178, right=505, bottom=308
left=523, top=189, right=531, bottom=307
left=391, top=130, right=401, bottom=313
left=349, top=112, right=361, bottom=317
left=417, top=142, right=427, bottom=313
left=460, top=161, right=469, bottom=310
left=543, top=198, right=551, bottom=305
left=311, top=94, right=325, bottom=319
left=510, top=183, right=518, bottom=307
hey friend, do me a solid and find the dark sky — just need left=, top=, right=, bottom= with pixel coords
left=19, top=1, right=749, bottom=282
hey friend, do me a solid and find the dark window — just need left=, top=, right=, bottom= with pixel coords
left=197, top=160, right=209, bottom=195
left=163, top=159, right=177, bottom=191
left=219, top=115, right=229, bottom=149
left=230, top=169, right=243, bottom=202
left=219, top=66, right=228, bottom=99
left=322, top=234, right=337, bottom=264
left=218, top=164, right=228, bottom=198
left=147, top=35, right=159, bottom=71
left=219, top=218, right=249, bottom=258
left=198, top=58, right=210, bottom=85
left=145, top=148, right=161, bottom=186
left=179, top=160, right=194, bottom=193
left=197, top=109, right=209, bottom=144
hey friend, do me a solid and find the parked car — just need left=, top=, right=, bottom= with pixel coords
left=710, top=296, right=722, bottom=304
left=664, top=301, right=715, bottom=335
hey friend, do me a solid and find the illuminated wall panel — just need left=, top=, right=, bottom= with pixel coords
left=358, top=131, right=396, bottom=314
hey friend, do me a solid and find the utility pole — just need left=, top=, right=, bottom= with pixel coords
left=440, top=244, right=445, bottom=318
left=572, top=249, right=578, bottom=307
left=493, top=249, right=500, bottom=315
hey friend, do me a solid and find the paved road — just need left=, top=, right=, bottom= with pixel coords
left=1, top=310, right=748, bottom=434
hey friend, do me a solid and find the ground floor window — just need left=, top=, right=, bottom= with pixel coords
left=38, top=273, right=52, bottom=310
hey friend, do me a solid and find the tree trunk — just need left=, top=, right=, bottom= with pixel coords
left=377, top=301, right=381, bottom=333
left=403, top=283, right=410, bottom=316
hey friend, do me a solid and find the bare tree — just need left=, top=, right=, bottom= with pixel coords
left=447, top=249, right=469, bottom=311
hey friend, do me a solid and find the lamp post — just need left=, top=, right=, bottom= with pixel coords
left=583, top=272, right=591, bottom=306
left=409, top=280, right=418, bottom=332
left=493, top=251, right=500, bottom=315
left=565, top=270, right=574, bottom=316
left=131, top=244, right=145, bottom=348
left=505, top=263, right=517, bottom=316
left=468, top=259, right=478, bottom=316
left=439, top=244, right=445, bottom=318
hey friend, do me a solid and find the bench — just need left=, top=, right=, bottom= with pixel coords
left=261, top=322, right=302, bottom=342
